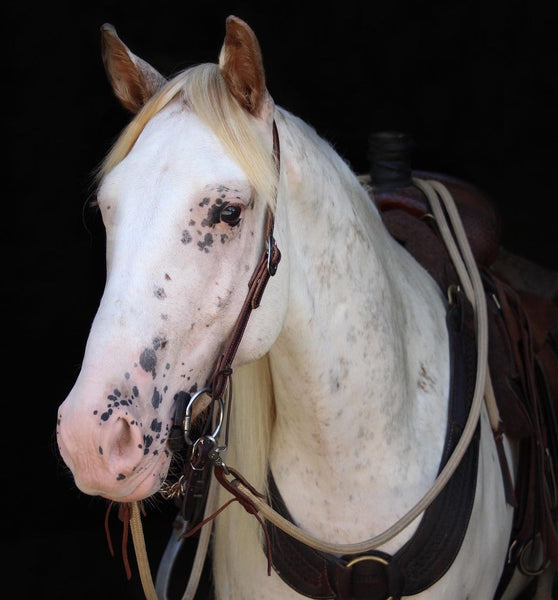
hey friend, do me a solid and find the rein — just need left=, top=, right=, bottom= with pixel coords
left=126, top=125, right=506, bottom=599
left=213, top=177, right=502, bottom=554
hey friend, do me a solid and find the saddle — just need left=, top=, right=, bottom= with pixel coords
left=368, top=168, right=558, bottom=582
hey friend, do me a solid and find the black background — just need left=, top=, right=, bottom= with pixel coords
left=5, top=1, right=557, bottom=599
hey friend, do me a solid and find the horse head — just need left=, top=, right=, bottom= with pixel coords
left=56, top=17, right=287, bottom=502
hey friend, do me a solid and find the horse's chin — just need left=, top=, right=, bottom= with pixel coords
left=81, top=452, right=171, bottom=503
left=100, top=479, right=161, bottom=503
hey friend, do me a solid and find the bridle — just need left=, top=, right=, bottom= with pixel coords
left=206, top=121, right=282, bottom=404
left=160, top=118, right=281, bottom=510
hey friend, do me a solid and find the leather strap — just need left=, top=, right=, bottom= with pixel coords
left=209, top=208, right=281, bottom=401
left=266, top=290, right=480, bottom=600
left=170, top=120, right=281, bottom=449
left=209, top=120, right=281, bottom=402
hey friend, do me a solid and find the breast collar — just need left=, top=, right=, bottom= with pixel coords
left=266, top=289, right=481, bottom=600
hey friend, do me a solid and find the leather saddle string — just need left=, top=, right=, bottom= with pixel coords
left=220, top=177, right=493, bottom=556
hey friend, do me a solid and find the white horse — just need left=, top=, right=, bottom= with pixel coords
left=57, top=16, right=549, bottom=600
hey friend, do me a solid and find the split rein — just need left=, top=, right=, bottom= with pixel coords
left=116, top=125, right=504, bottom=600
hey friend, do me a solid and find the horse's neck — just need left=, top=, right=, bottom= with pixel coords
left=269, top=116, right=450, bottom=549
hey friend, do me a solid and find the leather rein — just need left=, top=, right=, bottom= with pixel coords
left=126, top=122, right=508, bottom=600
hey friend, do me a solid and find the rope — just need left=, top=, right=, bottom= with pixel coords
left=130, top=502, right=159, bottom=600
left=416, top=179, right=502, bottom=432
left=181, top=474, right=218, bottom=600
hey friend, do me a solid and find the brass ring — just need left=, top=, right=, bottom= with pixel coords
left=346, top=554, right=389, bottom=568
left=345, top=555, right=393, bottom=600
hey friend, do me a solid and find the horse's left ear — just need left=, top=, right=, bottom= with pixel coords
left=219, top=16, right=273, bottom=120
left=101, top=23, right=167, bottom=114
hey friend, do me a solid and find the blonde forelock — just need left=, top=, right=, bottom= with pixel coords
left=97, top=63, right=277, bottom=209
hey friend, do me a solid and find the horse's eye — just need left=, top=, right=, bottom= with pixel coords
left=220, top=204, right=242, bottom=226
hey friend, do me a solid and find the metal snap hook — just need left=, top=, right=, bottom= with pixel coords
left=209, top=396, right=225, bottom=440
left=183, top=387, right=226, bottom=447
left=183, top=386, right=211, bottom=445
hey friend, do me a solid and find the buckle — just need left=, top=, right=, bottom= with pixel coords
left=345, top=554, right=397, bottom=600
left=267, top=235, right=280, bottom=276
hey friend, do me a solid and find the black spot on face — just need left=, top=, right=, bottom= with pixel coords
left=143, top=435, right=154, bottom=455
left=154, top=286, right=167, bottom=299
left=151, top=388, right=162, bottom=409
left=116, top=473, right=126, bottom=480
left=201, top=202, right=223, bottom=228
left=153, top=337, right=167, bottom=351
left=198, top=232, right=214, bottom=252
left=140, top=348, right=157, bottom=373
left=100, top=410, right=112, bottom=421
left=181, top=230, right=192, bottom=245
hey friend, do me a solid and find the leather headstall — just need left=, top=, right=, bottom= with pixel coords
left=164, top=120, right=281, bottom=531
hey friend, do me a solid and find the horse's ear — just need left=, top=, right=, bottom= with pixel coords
left=100, top=23, right=166, bottom=114
left=219, top=16, right=271, bottom=118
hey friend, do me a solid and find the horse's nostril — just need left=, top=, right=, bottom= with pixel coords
left=115, top=417, right=133, bottom=457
